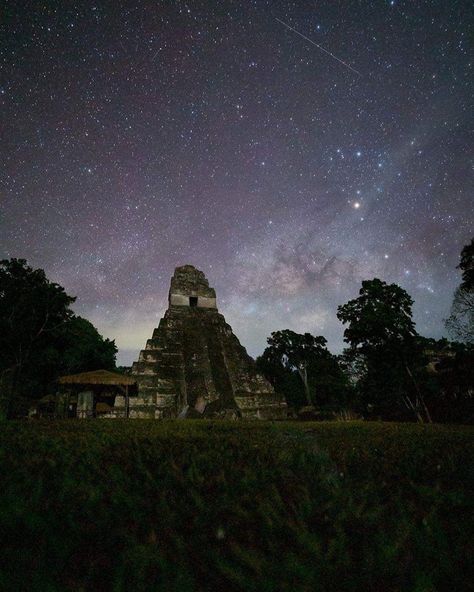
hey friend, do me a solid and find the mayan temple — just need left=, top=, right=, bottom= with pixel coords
left=119, top=265, right=287, bottom=419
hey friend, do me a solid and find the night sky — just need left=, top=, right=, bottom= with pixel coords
left=1, top=1, right=473, bottom=365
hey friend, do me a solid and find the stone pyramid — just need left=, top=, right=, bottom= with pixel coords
left=124, top=265, right=287, bottom=419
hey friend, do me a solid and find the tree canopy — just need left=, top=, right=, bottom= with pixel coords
left=257, top=329, right=349, bottom=411
left=263, top=330, right=329, bottom=405
left=0, top=259, right=117, bottom=417
left=337, top=278, right=431, bottom=423
left=446, top=238, right=474, bottom=344
left=337, top=278, right=417, bottom=352
left=0, top=258, right=76, bottom=369
left=459, top=238, right=474, bottom=292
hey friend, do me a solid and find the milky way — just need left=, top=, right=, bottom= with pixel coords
left=1, top=1, right=473, bottom=364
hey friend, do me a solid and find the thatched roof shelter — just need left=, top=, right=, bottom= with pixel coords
left=58, top=369, right=136, bottom=386
left=57, top=370, right=137, bottom=419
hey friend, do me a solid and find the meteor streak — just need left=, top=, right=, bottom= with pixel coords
left=275, top=17, right=361, bottom=76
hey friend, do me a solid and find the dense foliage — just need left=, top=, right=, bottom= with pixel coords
left=256, top=330, right=350, bottom=412
left=257, top=268, right=473, bottom=423
left=458, top=238, right=474, bottom=292
left=446, top=238, right=474, bottom=344
left=337, top=278, right=432, bottom=423
left=0, top=420, right=472, bottom=591
left=2, top=240, right=473, bottom=423
left=419, top=337, right=474, bottom=424
left=0, top=259, right=117, bottom=417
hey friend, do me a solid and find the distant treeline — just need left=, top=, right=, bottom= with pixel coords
left=0, top=238, right=472, bottom=423
left=256, top=239, right=473, bottom=424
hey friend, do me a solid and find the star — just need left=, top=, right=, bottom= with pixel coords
left=0, top=1, right=470, bottom=364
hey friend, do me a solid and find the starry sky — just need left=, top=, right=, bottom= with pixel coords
left=1, top=1, right=473, bottom=365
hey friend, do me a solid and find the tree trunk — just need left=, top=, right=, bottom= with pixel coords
left=402, top=394, right=424, bottom=423
left=298, top=365, right=312, bottom=406
left=404, top=364, right=433, bottom=423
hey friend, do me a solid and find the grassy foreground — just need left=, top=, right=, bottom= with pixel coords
left=0, top=420, right=473, bottom=591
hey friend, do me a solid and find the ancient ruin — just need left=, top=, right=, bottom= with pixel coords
left=116, top=265, right=287, bottom=419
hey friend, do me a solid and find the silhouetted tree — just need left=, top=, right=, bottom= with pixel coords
left=337, top=278, right=432, bottom=423
left=0, top=259, right=117, bottom=417
left=31, top=316, right=117, bottom=396
left=459, top=238, right=474, bottom=291
left=257, top=329, right=350, bottom=411
left=262, top=330, right=329, bottom=405
left=446, top=238, right=474, bottom=344
left=60, top=316, right=117, bottom=374
left=0, top=259, right=75, bottom=415
left=256, top=349, right=306, bottom=410
left=418, top=337, right=474, bottom=424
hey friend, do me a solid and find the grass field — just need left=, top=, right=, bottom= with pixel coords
left=0, top=420, right=473, bottom=591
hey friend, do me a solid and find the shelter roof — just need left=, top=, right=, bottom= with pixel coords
left=58, top=369, right=136, bottom=386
